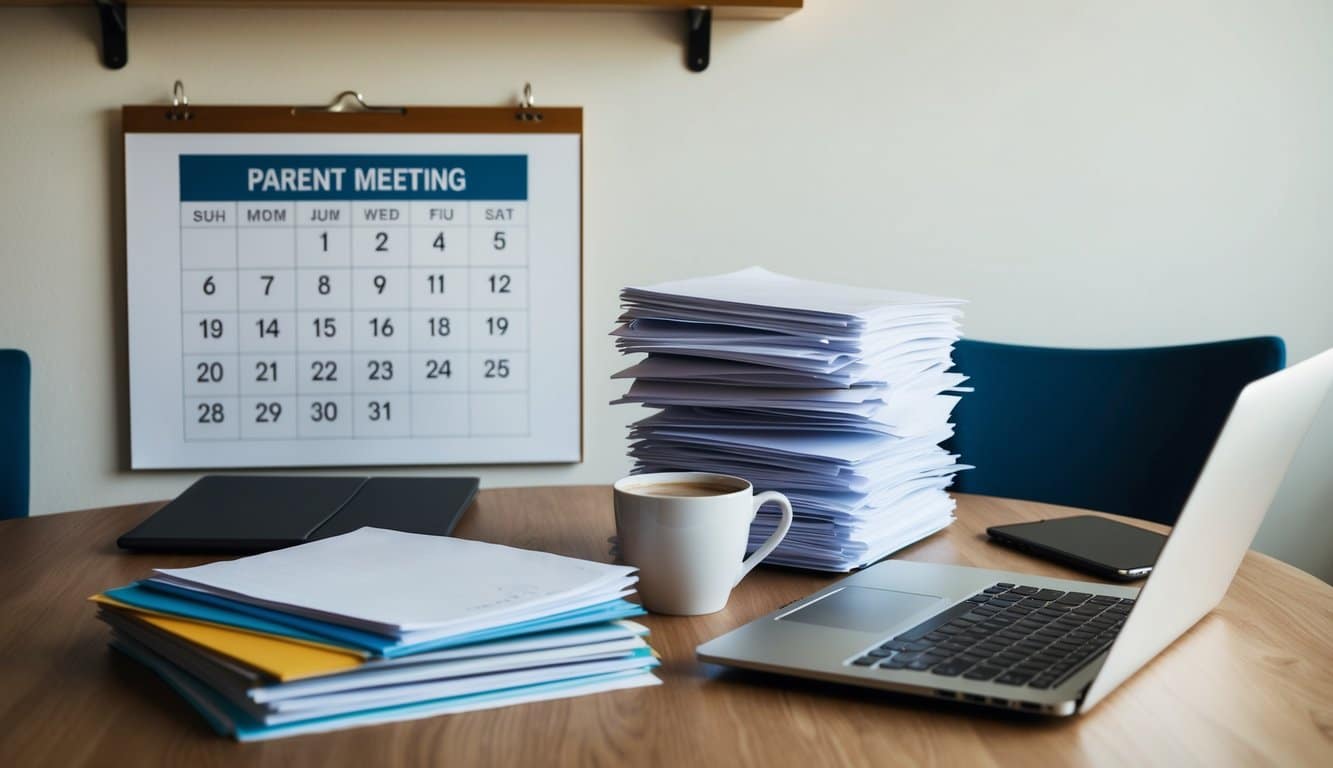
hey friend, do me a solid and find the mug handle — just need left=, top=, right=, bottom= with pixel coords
left=735, top=491, right=793, bottom=586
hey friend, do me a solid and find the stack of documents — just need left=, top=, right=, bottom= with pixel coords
left=613, top=267, right=968, bottom=571
left=91, top=528, right=659, bottom=741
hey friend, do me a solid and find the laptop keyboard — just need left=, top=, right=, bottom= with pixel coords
left=849, top=583, right=1133, bottom=690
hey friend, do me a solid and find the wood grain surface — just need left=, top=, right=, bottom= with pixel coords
left=121, top=105, right=585, bottom=134
left=0, top=487, right=1329, bottom=766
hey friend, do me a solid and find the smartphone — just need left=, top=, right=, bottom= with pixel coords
left=986, top=515, right=1166, bottom=581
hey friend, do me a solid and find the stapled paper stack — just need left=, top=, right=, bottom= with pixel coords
left=90, top=528, right=659, bottom=741
left=613, top=267, right=968, bottom=571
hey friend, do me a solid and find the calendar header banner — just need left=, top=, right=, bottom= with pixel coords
left=179, top=154, right=527, bottom=201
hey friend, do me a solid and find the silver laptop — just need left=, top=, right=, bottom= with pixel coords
left=698, top=347, right=1333, bottom=716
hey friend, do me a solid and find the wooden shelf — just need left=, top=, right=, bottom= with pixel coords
left=6, top=1, right=802, bottom=70
left=13, top=1, right=800, bottom=15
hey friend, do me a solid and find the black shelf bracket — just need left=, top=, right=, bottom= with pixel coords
left=685, top=7, right=712, bottom=73
left=94, top=0, right=128, bottom=70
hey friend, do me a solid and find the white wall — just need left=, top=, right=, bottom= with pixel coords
left=1, top=1, right=1329, bottom=580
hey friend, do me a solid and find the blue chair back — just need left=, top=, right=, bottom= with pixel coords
left=946, top=337, right=1284, bottom=525
left=1, top=349, right=31, bottom=520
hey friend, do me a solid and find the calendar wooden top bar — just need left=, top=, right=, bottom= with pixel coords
left=123, top=106, right=583, bottom=135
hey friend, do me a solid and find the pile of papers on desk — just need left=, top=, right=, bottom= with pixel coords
left=89, top=528, right=659, bottom=741
left=613, top=267, right=968, bottom=571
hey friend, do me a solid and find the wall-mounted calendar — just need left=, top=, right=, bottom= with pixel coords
left=123, top=97, right=582, bottom=468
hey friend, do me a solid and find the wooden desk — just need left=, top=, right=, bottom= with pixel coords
left=0, top=488, right=1329, bottom=766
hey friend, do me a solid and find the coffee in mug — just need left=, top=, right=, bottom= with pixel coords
left=619, top=479, right=740, bottom=498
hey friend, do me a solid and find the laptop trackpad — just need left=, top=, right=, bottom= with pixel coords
left=779, top=586, right=943, bottom=634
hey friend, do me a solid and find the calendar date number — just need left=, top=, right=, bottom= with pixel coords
left=254, top=402, right=282, bottom=423
left=196, top=402, right=225, bottom=423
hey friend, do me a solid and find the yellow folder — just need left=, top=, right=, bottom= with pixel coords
left=92, top=594, right=365, bottom=682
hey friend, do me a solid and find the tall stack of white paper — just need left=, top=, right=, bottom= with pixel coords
left=612, top=267, right=968, bottom=571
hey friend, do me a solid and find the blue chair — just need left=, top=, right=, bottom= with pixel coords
left=1, top=349, right=31, bottom=520
left=946, top=337, right=1284, bottom=525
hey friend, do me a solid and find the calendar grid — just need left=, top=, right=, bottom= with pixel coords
left=179, top=209, right=186, bottom=443
left=347, top=200, right=357, bottom=440
left=461, top=202, right=472, bottom=439
left=528, top=206, right=532, bottom=437
left=169, top=154, right=546, bottom=452
left=291, top=209, right=300, bottom=439
left=465, top=204, right=474, bottom=439
left=231, top=200, right=239, bottom=440
left=408, top=200, right=416, bottom=439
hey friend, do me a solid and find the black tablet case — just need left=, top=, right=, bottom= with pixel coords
left=117, top=475, right=479, bottom=553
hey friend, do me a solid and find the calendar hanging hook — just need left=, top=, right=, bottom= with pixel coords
left=516, top=82, right=542, bottom=122
left=167, top=80, right=191, bottom=121
left=293, top=91, right=406, bottom=115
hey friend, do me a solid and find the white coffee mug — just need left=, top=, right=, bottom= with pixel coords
left=613, top=471, right=793, bottom=616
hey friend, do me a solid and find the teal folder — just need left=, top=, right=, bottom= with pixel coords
left=111, top=582, right=645, bottom=657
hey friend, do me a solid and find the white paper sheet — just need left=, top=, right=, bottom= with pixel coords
left=153, top=528, right=637, bottom=637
